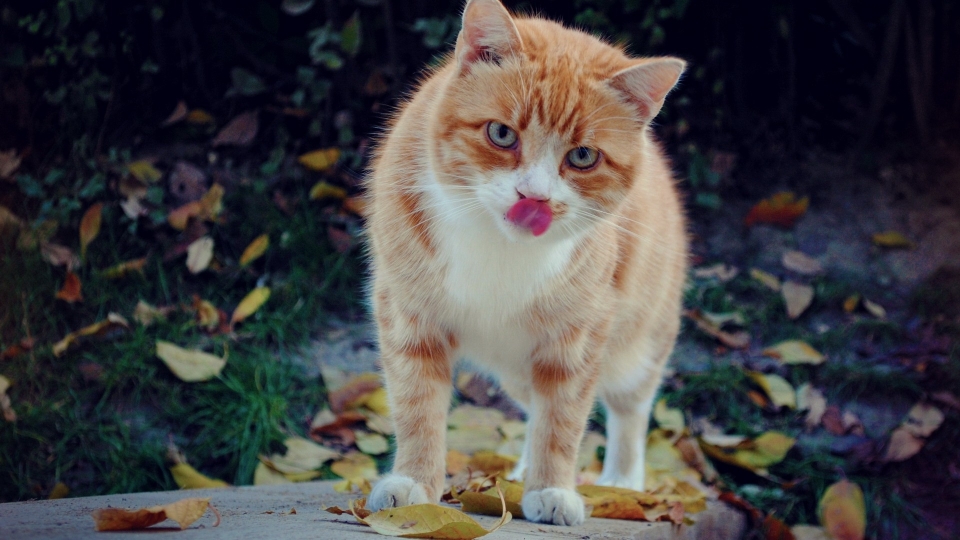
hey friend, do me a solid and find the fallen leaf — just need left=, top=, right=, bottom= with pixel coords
left=239, top=234, right=270, bottom=267
left=356, top=432, right=389, bottom=455
left=310, top=409, right=368, bottom=445
left=333, top=478, right=372, bottom=494
left=55, top=271, right=82, bottom=303
left=818, top=480, right=865, bottom=540
left=331, top=451, right=379, bottom=482
left=48, top=482, right=69, bottom=499
left=299, top=148, right=341, bottom=172
left=170, top=463, right=230, bottom=489
left=791, top=525, right=831, bottom=540
left=168, top=184, right=224, bottom=230
left=359, top=483, right=512, bottom=539
left=100, top=257, right=148, bottom=279
left=0, top=149, right=22, bottom=179
left=0, top=375, right=16, bottom=422
left=467, top=451, right=518, bottom=477
left=53, top=313, right=129, bottom=356
left=1, top=338, right=35, bottom=361
left=309, top=181, right=348, bottom=201
left=700, top=431, right=795, bottom=473
left=186, top=236, right=214, bottom=274
left=862, top=299, right=885, bottom=319
left=782, top=250, right=823, bottom=275
left=763, top=515, right=795, bottom=540
left=872, top=231, right=915, bottom=249
left=692, top=263, right=739, bottom=282
left=161, top=100, right=188, bottom=126
left=744, top=192, right=809, bottom=228
left=91, top=497, right=217, bottom=531
left=796, top=383, right=827, bottom=430
left=903, top=403, right=945, bottom=438
left=883, top=403, right=945, bottom=462
left=750, top=268, right=781, bottom=291
left=282, top=0, right=315, bottom=16
left=458, top=481, right=525, bottom=520
left=762, top=340, right=825, bottom=365
left=747, top=371, right=796, bottom=409
left=127, top=160, right=163, bottom=183
left=261, top=436, right=340, bottom=481
left=211, top=111, right=258, bottom=147
left=155, top=340, right=226, bottom=382
left=186, top=109, right=215, bottom=124
left=254, top=462, right=293, bottom=485
left=843, top=295, right=860, bottom=313
left=883, top=427, right=925, bottom=462
left=230, top=287, right=270, bottom=327
left=192, top=297, right=220, bottom=330
left=446, top=450, right=471, bottom=476
left=328, top=373, right=383, bottom=414
left=326, top=502, right=371, bottom=519
left=653, top=399, right=686, bottom=431
left=685, top=309, right=750, bottom=349
left=79, top=202, right=103, bottom=259
left=39, top=243, right=78, bottom=271
left=782, top=281, right=814, bottom=319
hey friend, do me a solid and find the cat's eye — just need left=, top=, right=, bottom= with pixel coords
left=566, top=147, right=600, bottom=170
left=486, top=121, right=518, bottom=149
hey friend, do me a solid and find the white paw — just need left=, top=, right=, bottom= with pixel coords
left=367, top=475, right=430, bottom=511
left=521, top=488, right=585, bottom=526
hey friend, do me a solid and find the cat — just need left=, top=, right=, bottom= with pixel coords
left=363, top=0, right=688, bottom=526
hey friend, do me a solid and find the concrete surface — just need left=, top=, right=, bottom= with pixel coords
left=0, top=481, right=747, bottom=539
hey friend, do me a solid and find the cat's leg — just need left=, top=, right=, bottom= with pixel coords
left=496, top=378, right=530, bottom=482
left=367, top=309, right=455, bottom=511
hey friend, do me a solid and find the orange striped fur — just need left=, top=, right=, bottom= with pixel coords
left=365, top=0, right=688, bottom=525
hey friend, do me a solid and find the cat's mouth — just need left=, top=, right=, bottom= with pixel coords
left=506, top=198, right=553, bottom=236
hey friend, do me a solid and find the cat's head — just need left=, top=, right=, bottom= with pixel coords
left=429, top=0, right=684, bottom=242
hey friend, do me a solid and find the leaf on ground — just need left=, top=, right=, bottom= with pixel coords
left=644, top=429, right=703, bottom=490
left=310, top=409, right=368, bottom=445
left=282, top=0, right=315, bottom=16
left=331, top=451, right=379, bottom=482
left=579, top=484, right=703, bottom=523
left=92, top=497, right=217, bottom=531
left=467, top=451, right=517, bottom=477
left=186, top=109, right=215, bottom=124
left=700, top=431, right=795, bottom=473
left=744, top=192, right=809, bottom=228
left=261, top=436, right=340, bottom=481
left=871, top=231, right=915, bottom=249
left=79, top=202, right=103, bottom=259
left=185, top=236, right=214, bottom=274
left=796, top=383, right=828, bottom=430
left=299, top=148, right=341, bottom=172
left=230, top=286, right=270, bottom=327
left=127, top=160, right=163, bottom=183
left=56, top=271, right=83, bottom=303
left=782, top=281, right=814, bottom=319
left=170, top=463, right=230, bottom=489
left=161, top=100, right=188, bottom=126
left=747, top=371, right=796, bottom=409
left=0, top=149, right=22, bottom=179
left=791, top=525, right=831, bottom=540
left=328, top=373, right=383, bottom=413
left=446, top=450, right=471, bottom=476
left=653, top=399, right=686, bottom=431
left=155, top=340, right=226, bottom=382
left=685, top=309, right=750, bottom=349
left=818, top=480, right=865, bottom=540
left=53, top=313, right=130, bottom=356
left=782, top=250, right=823, bottom=275
left=168, top=184, right=224, bottom=230
left=862, top=299, right=886, bottom=319
left=447, top=405, right=507, bottom=454
left=253, top=462, right=293, bottom=485
left=239, top=234, right=270, bottom=267
left=356, top=432, right=390, bottom=455
left=333, top=478, right=372, bottom=494
left=309, top=181, right=348, bottom=201
left=100, top=257, right=148, bottom=279
left=843, top=294, right=860, bottom=313
left=691, top=263, right=739, bottom=282
left=192, top=297, right=221, bottom=331
left=0, top=375, right=16, bottom=422
left=883, top=403, right=944, bottom=462
left=458, top=481, right=525, bottom=520
left=49, top=482, right=69, bottom=499
left=211, top=111, right=259, bottom=147
left=359, top=483, right=512, bottom=539
left=762, top=340, right=825, bottom=365
left=762, top=515, right=795, bottom=540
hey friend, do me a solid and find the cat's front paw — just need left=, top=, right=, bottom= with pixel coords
left=367, top=475, right=430, bottom=511
left=521, top=488, right=585, bottom=526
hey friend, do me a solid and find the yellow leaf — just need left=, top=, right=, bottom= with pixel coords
left=230, top=287, right=270, bottom=326
left=192, top=298, right=220, bottom=330
left=53, top=313, right=130, bottom=357
left=446, top=450, right=470, bottom=476
left=186, top=236, right=214, bottom=274
left=48, top=482, right=69, bottom=499
left=186, top=109, right=215, bottom=124
left=100, top=257, right=148, bottom=279
left=360, top=483, right=512, bottom=539
left=653, top=399, right=685, bottom=431
left=362, top=387, right=391, bottom=416
left=782, top=280, right=814, bottom=319
left=333, top=478, right=372, bottom=494
left=309, top=181, right=348, bottom=201
left=127, top=160, right=163, bottom=183
left=254, top=462, right=293, bottom=485
left=762, top=340, right=825, bottom=365
left=872, top=231, right=915, bottom=249
left=863, top=299, right=886, bottom=319
left=747, top=371, right=796, bottom=409
left=262, top=436, right=340, bottom=477
left=299, top=148, right=341, bottom=172
left=458, top=481, right=525, bottom=520
left=199, top=184, right=225, bottom=220
left=792, top=525, right=832, bottom=540
left=818, top=480, right=865, bottom=540
left=170, top=463, right=230, bottom=489
left=356, top=432, right=390, bottom=455
left=331, top=451, right=379, bottom=481
left=91, top=497, right=215, bottom=531
left=167, top=201, right=202, bottom=231
left=239, top=234, right=270, bottom=267
left=467, top=451, right=517, bottom=476
left=79, top=202, right=103, bottom=259
left=0, top=374, right=16, bottom=422
left=155, top=340, right=226, bottom=382
left=700, top=431, right=795, bottom=472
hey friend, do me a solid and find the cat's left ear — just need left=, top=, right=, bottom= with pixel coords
left=454, top=0, right=523, bottom=74
left=607, top=57, right=686, bottom=122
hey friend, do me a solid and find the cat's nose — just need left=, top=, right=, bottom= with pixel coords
left=516, top=188, right=549, bottom=202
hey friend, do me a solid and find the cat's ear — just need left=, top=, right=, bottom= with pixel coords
left=607, top=57, right=686, bottom=122
left=454, top=0, right=523, bottom=73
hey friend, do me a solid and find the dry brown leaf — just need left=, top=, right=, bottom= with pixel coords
left=744, top=192, right=809, bottom=228
left=782, top=250, right=823, bottom=275
left=211, top=111, right=259, bottom=147
left=239, top=234, right=270, bottom=267
left=53, top=313, right=130, bottom=356
left=1, top=338, right=35, bottom=361
left=161, top=100, right=188, bottom=126
left=467, top=451, right=518, bottom=477
left=700, top=431, right=795, bottom=473
left=186, top=109, right=215, bottom=124
left=818, top=480, right=865, bottom=540
left=328, top=373, right=383, bottom=414
left=168, top=184, right=224, bottom=230
left=55, top=271, right=82, bottom=303
left=260, top=436, right=340, bottom=481
left=170, top=463, right=230, bottom=489
left=326, top=502, right=372, bottom=519
left=100, top=257, right=148, bottom=279
left=685, top=309, right=750, bottom=349
left=91, top=497, right=217, bottom=531
left=0, top=375, right=16, bottom=422
left=782, top=281, right=814, bottom=319
left=843, top=295, right=860, bottom=313
left=79, top=202, right=103, bottom=259
left=186, top=236, right=214, bottom=274
left=883, top=403, right=945, bottom=462
left=883, top=427, right=925, bottom=462
left=155, top=340, right=226, bottom=382
left=331, top=451, right=379, bottom=482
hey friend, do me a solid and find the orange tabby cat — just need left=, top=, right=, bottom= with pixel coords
left=365, top=0, right=687, bottom=526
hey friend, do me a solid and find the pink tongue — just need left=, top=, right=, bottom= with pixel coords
left=506, top=198, right=553, bottom=237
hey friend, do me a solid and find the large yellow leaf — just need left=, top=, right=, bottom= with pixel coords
left=79, top=202, right=103, bottom=259
left=92, top=497, right=216, bottom=531
left=239, top=234, right=270, bottom=267
left=747, top=371, right=797, bottom=409
left=359, top=484, right=511, bottom=539
left=299, top=148, right=341, bottom=171
left=818, top=480, right=865, bottom=540
left=762, top=340, right=825, bottom=365
left=155, top=340, right=226, bottom=382
left=170, top=463, right=230, bottom=489
left=230, top=287, right=270, bottom=327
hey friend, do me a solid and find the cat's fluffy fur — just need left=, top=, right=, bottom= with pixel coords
left=364, top=0, right=688, bottom=526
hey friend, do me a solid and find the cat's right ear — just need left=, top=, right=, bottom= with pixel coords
left=454, top=0, right=523, bottom=74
